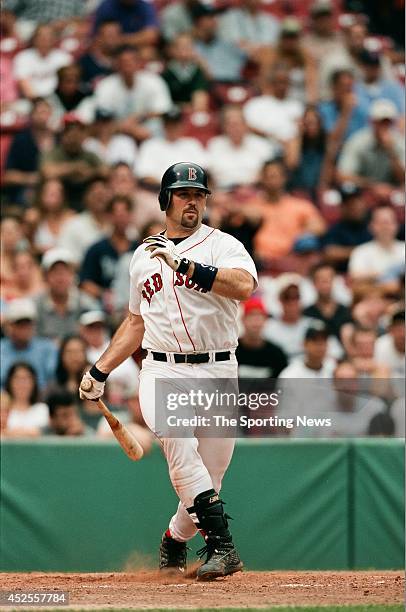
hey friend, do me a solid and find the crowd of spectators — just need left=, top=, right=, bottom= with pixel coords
left=0, top=0, right=404, bottom=441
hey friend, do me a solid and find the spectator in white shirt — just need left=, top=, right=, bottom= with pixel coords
left=207, top=105, right=280, bottom=190
left=219, top=0, right=280, bottom=61
left=14, top=24, right=71, bottom=99
left=278, top=322, right=336, bottom=378
left=348, top=205, right=404, bottom=285
left=79, top=311, right=139, bottom=406
left=243, top=65, right=304, bottom=142
left=264, top=274, right=317, bottom=361
left=136, top=107, right=207, bottom=189
left=4, top=362, right=49, bottom=437
left=57, top=178, right=110, bottom=263
left=84, top=108, right=138, bottom=170
left=94, top=44, right=172, bottom=140
left=374, top=310, right=405, bottom=378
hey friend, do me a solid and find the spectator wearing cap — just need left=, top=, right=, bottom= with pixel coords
left=348, top=204, right=404, bottom=285
left=374, top=310, right=405, bottom=378
left=192, top=5, right=247, bottom=84
left=337, top=99, right=405, bottom=194
left=78, top=20, right=121, bottom=90
left=321, top=183, right=372, bottom=272
left=236, top=297, right=288, bottom=379
left=40, top=115, right=107, bottom=211
left=338, top=99, right=405, bottom=198
left=248, top=158, right=325, bottom=262
left=57, top=178, right=110, bottom=263
left=34, top=248, right=99, bottom=340
left=79, top=195, right=138, bottom=303
left=304, top=263, right=352, bottom=342
left=92, top=0, right=159, bottom=49
left=355, top=50, right=405, bottom=118
left=13, top=24, right=72, bottom=100
left=263, top=274, right=319, bottom=361
left=259, top=18, right=318, bottom=104
left=43, top=390, right=94, bottom=436
left=47, top=64, right=94, bottom=128
left=3, top=362, right=49, bottom=437
left=79, top=310, right=140, bottom=406
left=302, top=0, right=346, bottom=70
left=94, top=45, right=172, bottom=140
left=318, top=69, right=370, bottom=145
left=83, top=109, right=138, bottom=170
left=0, top=299, right=58, bottom=388
left=218, top=0, right=280, bottom=63
left=278, top=321, right=336, bottom=378
left=3, top=98, right=55, bottom=207
left=243, top=65, right=304, bottom=142
left=136, top=108, right=207, bottom=189
left=207, top=105, right=279, bottom=191
left=161, top=33, right=209, bottom=110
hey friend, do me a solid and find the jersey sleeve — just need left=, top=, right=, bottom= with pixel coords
left=128, top=248, right=143, bottom=315
left=213, top=231, right=258, bottom=287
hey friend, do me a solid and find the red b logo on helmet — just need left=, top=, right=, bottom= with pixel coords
left=188, top=167, right=197, bottom=181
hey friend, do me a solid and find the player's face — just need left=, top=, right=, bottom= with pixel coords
left=169, top=188, right=207, bottom=229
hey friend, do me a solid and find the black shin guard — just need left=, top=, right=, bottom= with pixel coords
left=193, top=489, right=231, bottom=539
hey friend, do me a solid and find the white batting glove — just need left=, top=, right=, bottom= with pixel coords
left=143, top=234, right=183, bottom=272
left=79, top=370, right=105, bottom=400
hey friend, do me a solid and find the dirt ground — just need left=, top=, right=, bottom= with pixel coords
left=1, top=570, right=404, bottom=609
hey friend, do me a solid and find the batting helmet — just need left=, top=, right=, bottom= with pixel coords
left=158, top=162, right=211, bottom=211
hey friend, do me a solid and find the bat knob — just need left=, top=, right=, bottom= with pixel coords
left=80, top=377, right=93, bottom=392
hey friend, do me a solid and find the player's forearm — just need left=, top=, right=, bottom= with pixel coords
left=96, top=312, right=144, bottom=374
left=187, top=263, right=254, bottom=301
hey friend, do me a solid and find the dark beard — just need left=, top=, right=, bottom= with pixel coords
left=181, top=212, right=199, bottom=228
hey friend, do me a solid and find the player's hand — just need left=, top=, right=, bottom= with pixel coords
left=79, top=371, right=105, bottom=401
left=143, top=234, right=183, bottom=272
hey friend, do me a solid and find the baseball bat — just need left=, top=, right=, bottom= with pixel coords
left=80, top=379, right=144, bottom=461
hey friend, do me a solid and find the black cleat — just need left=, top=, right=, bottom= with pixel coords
left=196, top=535, right=243, bottom=580
left=159, top=532, right=187, bottom=573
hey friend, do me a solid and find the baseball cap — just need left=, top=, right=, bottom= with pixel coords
left=243, top=296, right=267, bottom=316
left=369, top=99, right=397, bottom=121
left=79, top=311, right=106, bottom=327
left=95, top=108, right=115, bottom=122
left=163, top=107, right=183, bottom=123
left=310, top=0, right=333, bottom=16
left=305, top=321, right=329, bottom=341
left=41, top=248, right=76, bottom=271
left=359, top=49, right=381, bottom=66
left=190, top=3, right=221, bottom=21
left=275, top=273, right=302, bottom=297
left=339, top=182, right=362, bottom=202
left=6, top=299, right=37, bottom=323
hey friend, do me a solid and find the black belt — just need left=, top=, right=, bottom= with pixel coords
left=151, top=351, right=231, bottom=364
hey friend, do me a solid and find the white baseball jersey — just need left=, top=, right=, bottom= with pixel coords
left=128, top=224, right=258, bottom=353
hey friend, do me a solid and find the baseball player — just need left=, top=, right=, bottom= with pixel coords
left=79, top=162, right=257, bottom=580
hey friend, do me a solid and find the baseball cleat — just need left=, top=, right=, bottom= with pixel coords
left=159, top=532, right=187, bottom=573
left=196, top=535, right=243, bottom=581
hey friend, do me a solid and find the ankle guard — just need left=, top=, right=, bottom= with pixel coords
left=192, top=489, right=231, bottom=538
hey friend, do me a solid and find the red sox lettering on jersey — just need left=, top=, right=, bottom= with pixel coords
left=129, top=224, right=258, bottom=353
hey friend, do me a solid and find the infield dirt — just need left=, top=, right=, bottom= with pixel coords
left=1, top=570, right=404, bottom=609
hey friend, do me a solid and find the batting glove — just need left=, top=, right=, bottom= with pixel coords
left=143, top=234, right=184, bottom=272
left=79, top=370, right=105, bottom=400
